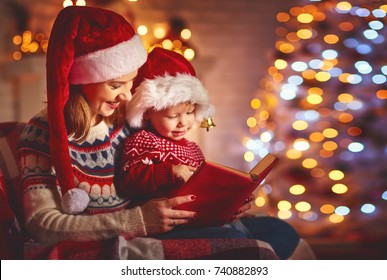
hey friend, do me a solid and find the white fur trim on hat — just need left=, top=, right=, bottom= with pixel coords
left=68, top=35, right=146, bottom=84
left=127, top=73, right=215, bottom=128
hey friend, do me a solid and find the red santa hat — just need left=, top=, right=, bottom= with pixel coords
left=126, top=47, right=215, bottom=128
left=46, top=6, right=147, bottom=214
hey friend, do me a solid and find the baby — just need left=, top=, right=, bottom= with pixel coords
left=116, top=48, right=214, bottom=201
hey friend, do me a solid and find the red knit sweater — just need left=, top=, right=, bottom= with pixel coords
left=117, top=130, right=205, bottom=200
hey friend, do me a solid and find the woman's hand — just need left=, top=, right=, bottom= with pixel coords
left=140, top=195, right=197, bottom=236
left=172, top=164, right=196, bottom=182
left=230, top=193, right=256, bottom=222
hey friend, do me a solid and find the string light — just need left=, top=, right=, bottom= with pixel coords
left=245, top=0, right=386, bottom=237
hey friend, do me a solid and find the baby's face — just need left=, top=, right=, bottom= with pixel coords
left=147, top=102, right=196, bottom=141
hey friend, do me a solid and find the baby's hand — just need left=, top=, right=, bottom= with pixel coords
left=172, top=164, right=196, bottom=182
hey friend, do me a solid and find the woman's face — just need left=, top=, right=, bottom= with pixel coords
left=81, top=70, right=138, bottom=126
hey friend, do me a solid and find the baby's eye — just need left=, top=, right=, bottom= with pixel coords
left=187, top=110, right=195, bottom=115
left=167, top=115, right=177, bottom=119
left=110, top=84, right=121, bottom=90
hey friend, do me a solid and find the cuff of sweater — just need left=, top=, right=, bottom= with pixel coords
left=120, top=206, right=147, bottom=237
left=153, top=163, right=174, bottom=187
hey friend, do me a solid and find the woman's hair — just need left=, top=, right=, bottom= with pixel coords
left=64, top=85, right=126, bottom=142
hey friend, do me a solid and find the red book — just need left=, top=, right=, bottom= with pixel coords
left=172, top=153, right=279, bottom=228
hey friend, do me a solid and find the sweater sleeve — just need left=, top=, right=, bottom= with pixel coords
left=117, top=131, right=178, bottom=197
left=18, top=118, right=147, bottom=245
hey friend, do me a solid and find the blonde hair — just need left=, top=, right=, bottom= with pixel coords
left=64, top=85, right=126, bottom=142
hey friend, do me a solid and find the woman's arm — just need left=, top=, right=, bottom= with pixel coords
left=19, top=149, right=147, bottom=244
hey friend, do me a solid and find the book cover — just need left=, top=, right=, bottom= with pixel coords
left=172, top=153, right=279, bottom=228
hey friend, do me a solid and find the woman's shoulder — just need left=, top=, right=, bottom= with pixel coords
left=27, top=108, right=49, bottom=129
left=18, top=108, right=50, bottom=153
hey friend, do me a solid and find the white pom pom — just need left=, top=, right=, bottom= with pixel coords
left=61, top=188, right=90, bottom=215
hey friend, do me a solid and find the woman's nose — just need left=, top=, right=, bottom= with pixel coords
left=117, top=92, right=132, bottom=102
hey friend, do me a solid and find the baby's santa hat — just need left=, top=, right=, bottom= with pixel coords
left=46, top=6, right=147, bottom=214
left=126, top=47, right=215, bottom=128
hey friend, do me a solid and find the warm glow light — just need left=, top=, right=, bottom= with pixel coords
left=278, top=210, right=292, bottom=219
left=295, top=201, right=311, bottom=212
left=244, top=151, right=255, bottom=162
left=302, top=158, right=317, bottom=169
left=338, top=112, right=353, bottom=123
left=322, top=141, right=338, bottom=151
left=297, top=29, right=313, bottom=39
left=13, top=35, right=22, bottom=45
left=297, top=13, right=314, bottom=23
left=324, top=34, right=339, bottom=44
left=278, top=200, right=292, bottom=211
left=162, top=39, right=173, bottom=49
left=332, top=183, right=348, bottom=194
left=302, top=69, right=316, bottom=80
left=246, top=117, right=257, bottom=128
left=63, top=0, right=72, bottom=7
left=308, top=87, right=323, bottom=95
left=278, top=42, right=295, bottom=53
left=180, top=29, right=192, bottom=40
left=274, top=59, right=288, bottom=70
left=259, top=111, right=269, bottom=120
left=277, top=12, right=290, bottom=22
left=286, top=149, right=302, bottom=159
left=338, top=93, right=353, bottom=103
left=306, top=94, right=323, bottom=105
left=255, top=196, right=266, bottom=207
left=329, top=213, right=344, bottom=223
left=338, top=73, right=351, bottom=83
left=251, top=99, right=261, bottom=109
left=153, top=27, right=166, bottom=39
left=292, top=120, right=308, bottom=130
left=289, top=184, right=305, bottom=195
left=260, top=131, right=273, bottom=142
left=322, top=128, right=338, bottom=138
left=183, top=48, right=195, bottom=60
left=320, top=204, right=335, bottom=214
left=336, top=2, right=352, bottom=12
left=137, top=25, right=148, bottom=35
left=329, top=170, right=345, bottom=180
left=315, top=71, right=331, bottom=82
left=12, top=51, right=22, bottom=60
left=293, top=139, right=310, bottom=151
left=309, top=132, right=324, bottom=142
left=376, top=89, right=387, bottom=99
left=320, top=60, right=334, bottom=71
left=76, top=0, right=86, bottom=5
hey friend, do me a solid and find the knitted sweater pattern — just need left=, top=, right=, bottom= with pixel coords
left=18, top=109, right=130, bottom=214
left=117, top=130, right=204, bottom=198
left=122, top=130, right=205, bottom=169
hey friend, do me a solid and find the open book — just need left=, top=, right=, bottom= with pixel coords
left=172, top=153, right=279, bottom=228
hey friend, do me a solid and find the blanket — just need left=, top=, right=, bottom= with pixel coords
left=23, top=236, right=278, bottom=260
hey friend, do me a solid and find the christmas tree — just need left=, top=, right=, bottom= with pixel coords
left=245, top=0, right=387, bottom=240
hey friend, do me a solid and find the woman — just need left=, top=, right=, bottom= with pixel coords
left=17, top=6, right=299, bottom=259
